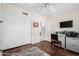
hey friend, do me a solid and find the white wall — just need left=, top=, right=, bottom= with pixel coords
left=44, top=16, right=59, bottom=42
left=57, top=11, right=79, bottom=32
left=45, top=10, right=79, bottom=41
left=1, top=4, right=32, bottom=50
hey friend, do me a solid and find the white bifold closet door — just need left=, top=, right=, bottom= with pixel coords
left=0, top=4, right=3, bottom=50
left=0, top=4, right=32, bottom=50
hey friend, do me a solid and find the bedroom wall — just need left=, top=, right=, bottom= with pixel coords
left=56, top=11, right=79, bottom=32
left=45, top=10, right=79, bottom=41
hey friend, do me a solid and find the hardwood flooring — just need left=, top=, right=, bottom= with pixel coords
left=3, top=41, right=79, bottom=56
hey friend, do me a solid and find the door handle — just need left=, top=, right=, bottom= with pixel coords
left=40, top=32, right=41, bottom=36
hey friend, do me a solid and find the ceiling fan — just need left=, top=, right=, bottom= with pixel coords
left=40, top=3, right=56, bottom=13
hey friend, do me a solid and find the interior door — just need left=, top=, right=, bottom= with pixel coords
left=31, top=20, right=41, bottom=44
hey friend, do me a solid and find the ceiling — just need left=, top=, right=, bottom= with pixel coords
left=11, top=3, right=79, bottom=16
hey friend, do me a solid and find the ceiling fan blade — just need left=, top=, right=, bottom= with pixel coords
left=47, top=5, right=56, bottom=12
left=40, top=7, right=47, bottom=13
left=40, top=3, right=56, bottom=15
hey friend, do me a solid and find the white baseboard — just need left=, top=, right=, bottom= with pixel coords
left=45, top=39, right=51, bottom=42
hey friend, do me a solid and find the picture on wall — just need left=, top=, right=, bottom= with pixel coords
left=33, top=22, right=39, bottom=28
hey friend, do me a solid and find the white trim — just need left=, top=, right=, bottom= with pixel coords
left=0, top=50, right=2, bottom=56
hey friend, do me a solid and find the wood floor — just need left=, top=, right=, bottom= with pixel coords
left=3, top=41, right=79, bottom=56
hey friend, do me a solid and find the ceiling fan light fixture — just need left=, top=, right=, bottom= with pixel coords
left=40, top=3, right=56, bottom=14
left=23, top=12, right=28, bottom=15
